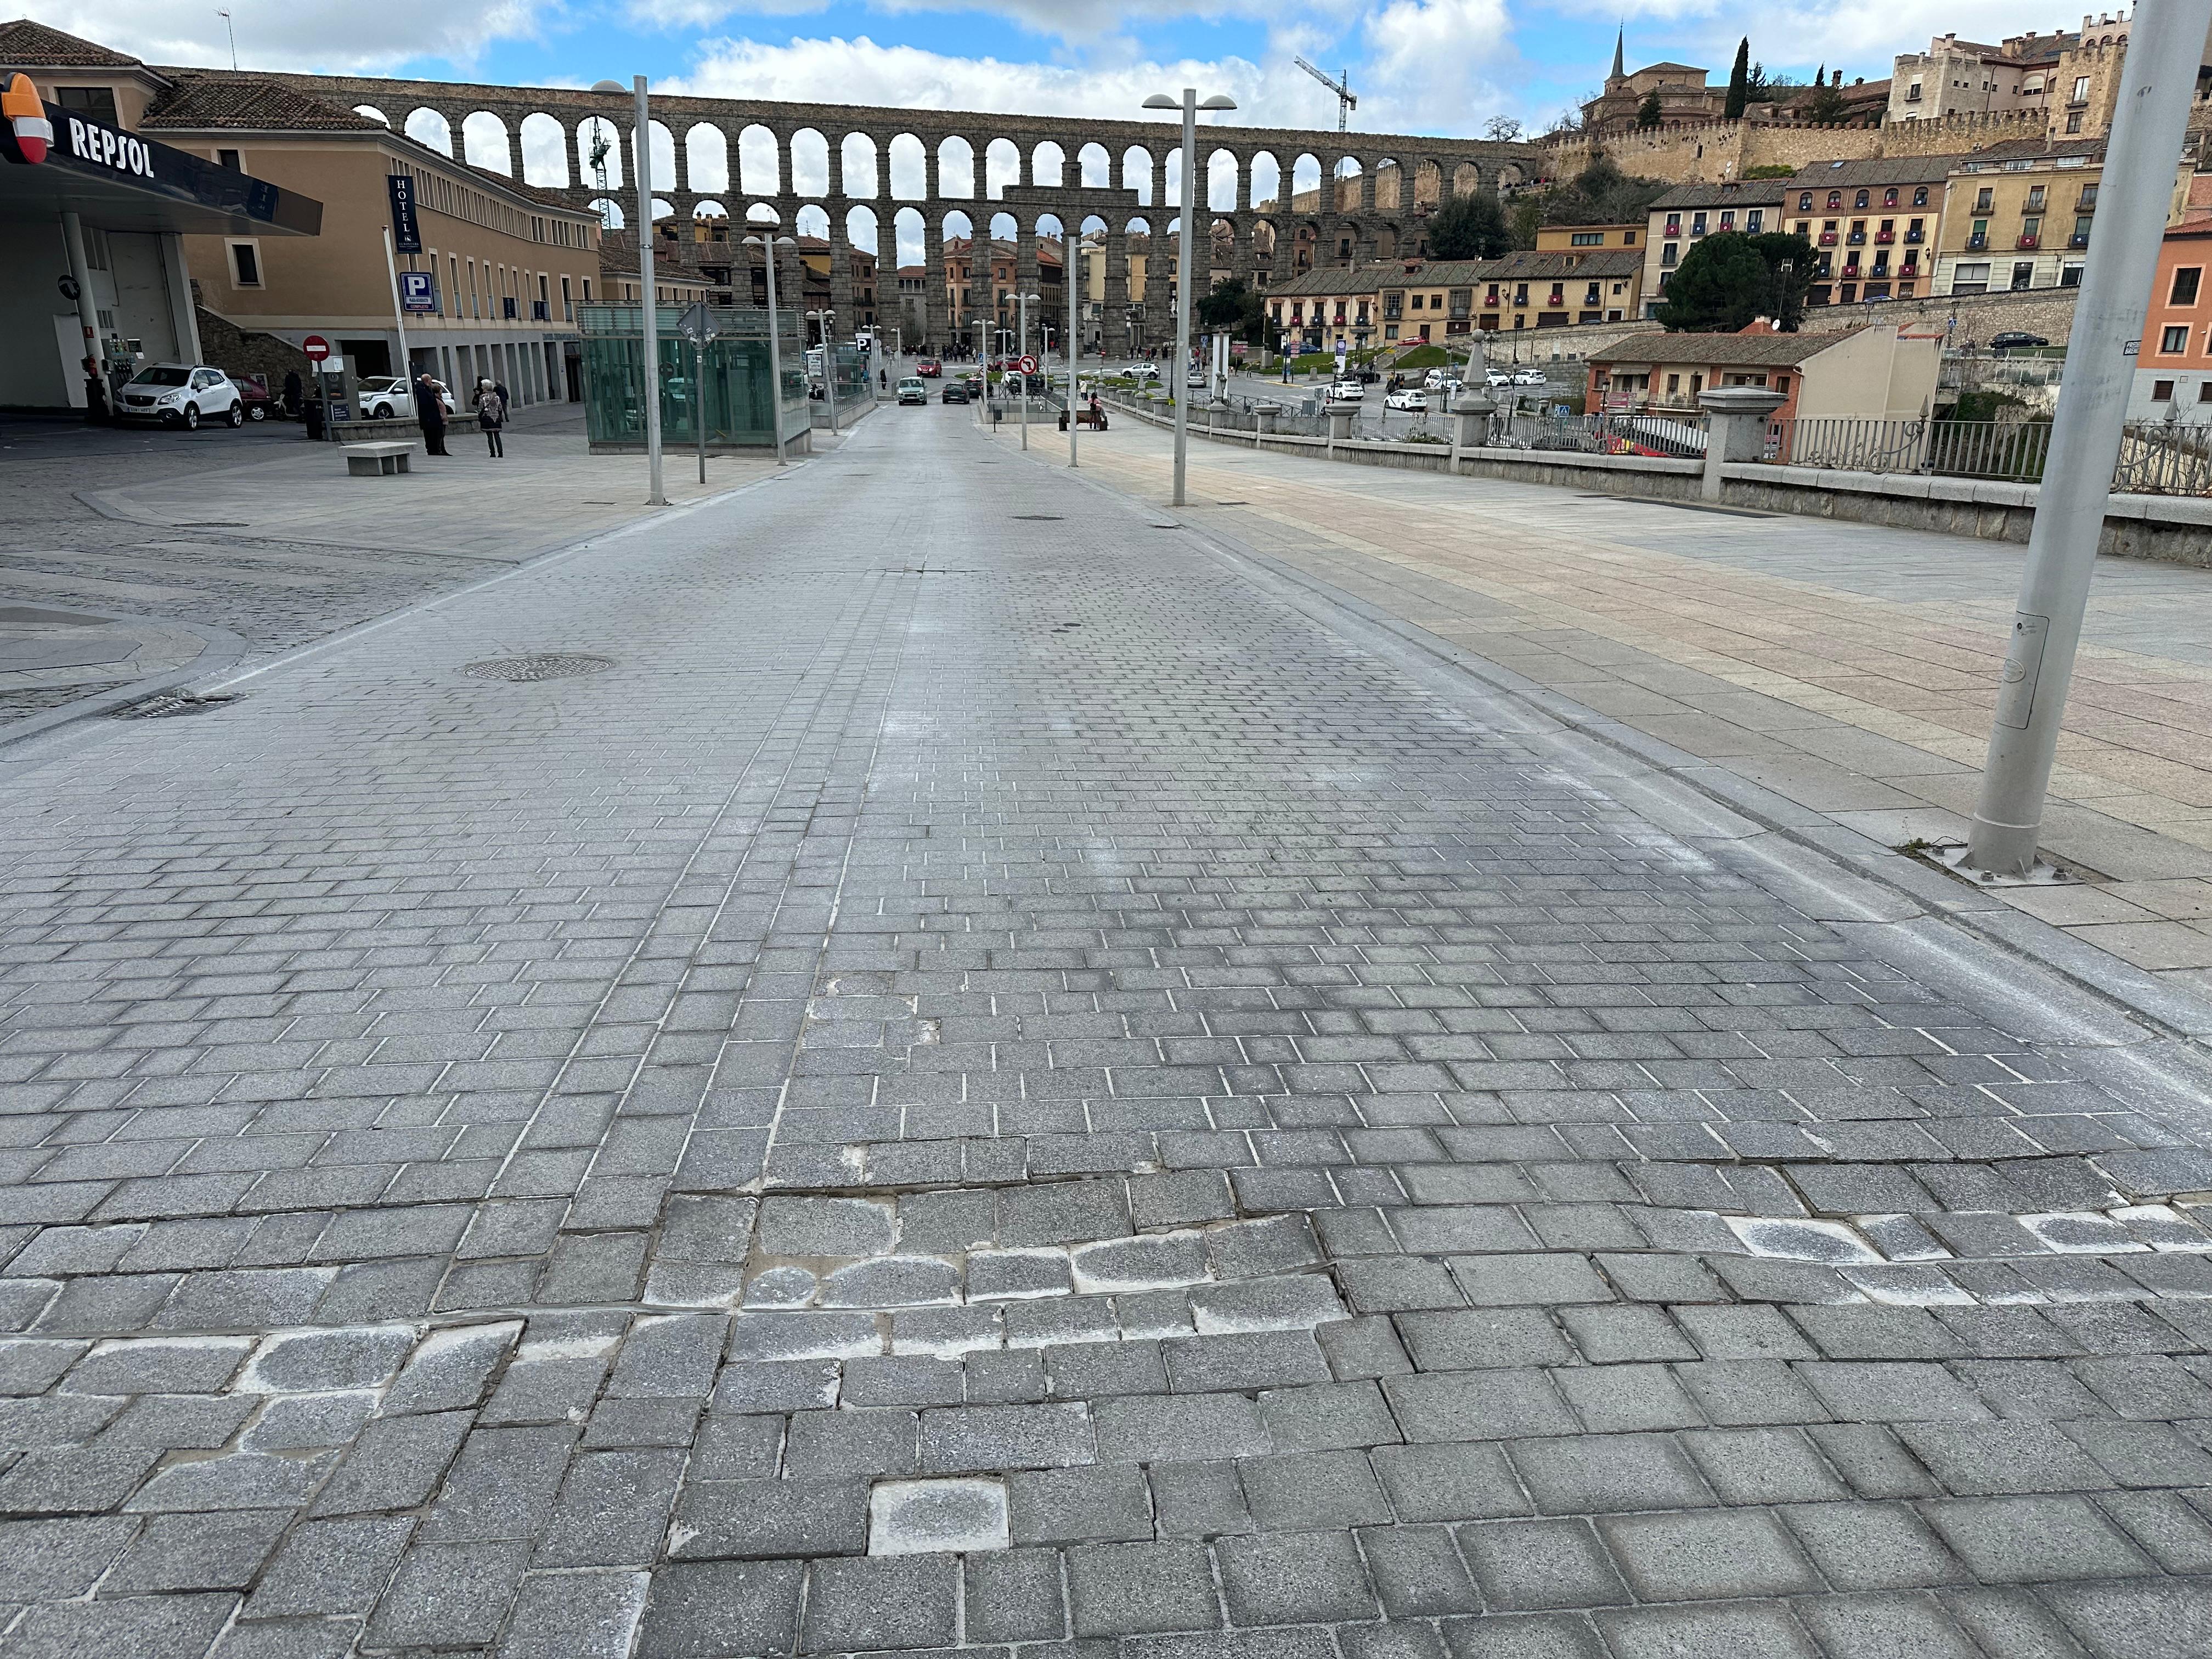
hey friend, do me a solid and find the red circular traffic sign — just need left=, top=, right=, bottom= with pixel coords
left=302, top=335, right=330, bottom=363
left=1017, top=354, right=1037, bottom=374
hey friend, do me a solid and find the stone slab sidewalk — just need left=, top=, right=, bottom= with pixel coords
left=1053, top=418, right=2212, bottom=991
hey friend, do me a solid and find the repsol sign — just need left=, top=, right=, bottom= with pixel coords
left=64, top=114, right=156, bottom=178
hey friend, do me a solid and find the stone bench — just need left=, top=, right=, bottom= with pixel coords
left=342, top=441, right=415, bottom=477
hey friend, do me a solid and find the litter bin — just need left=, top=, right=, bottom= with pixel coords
left=303, top=398, right=325, bottom=441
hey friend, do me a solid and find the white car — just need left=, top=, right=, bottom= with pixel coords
left=1384, top=388, right=1429, bottom=411
left=1325, top=379, right=1365, bottom=403
left=1131, top=364, right=1161, bottom=383
left=1485, top=369, right=1515, bottom=388
left=1513, top=368, right=1549, bottom=386
left=116, top=364, right=242, bottom=430
left=1423, top=368, right=1454, bottom=390
left=357, top=376, right=456, bottom=419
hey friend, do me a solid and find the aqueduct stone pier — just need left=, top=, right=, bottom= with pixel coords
left=256, top=70, right=1542, bottom=351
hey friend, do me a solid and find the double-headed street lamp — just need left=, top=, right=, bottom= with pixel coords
left=806, top=307, right=837, bottom=432
left=1142, top=86, right=1237, bottom=508
left=743, top=231, right=794, bottom=466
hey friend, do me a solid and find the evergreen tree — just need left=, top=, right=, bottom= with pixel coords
left=1427, top=189, right=1513, bottom=260
left=1637, top=89, right=1663, bottom=128
left=1652, top=230, right=1814, bottom=332
left=1724, top=39, right=1750, bottom=120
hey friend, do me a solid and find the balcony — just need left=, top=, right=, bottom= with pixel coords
left=1874, top=230, right=1895, bottom=245
left=1967, top=235, right=1989, bottom=251
left=2068, top=232, right=2089, bottom=248
left=2017, top=234, right=2040, bottom=250
left=1841, top=263, right=1861, bottom=280
left=1818, top=232, right=1838, bottom=246
left=1663, top=223, right=1681, bottom=239
left=1904, top=229, right=1925, bottom=244
left=1846, top=231, right=1867, bottom=246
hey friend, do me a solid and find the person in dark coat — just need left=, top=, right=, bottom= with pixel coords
left=282, top=369, right=302, bottom=418
left=413, top=374, right=449, bottom=455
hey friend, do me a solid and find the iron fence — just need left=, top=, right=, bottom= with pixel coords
left=1760, top=417, right=2053, bottom=483
left=1492, top=409, right=1708, bottom=459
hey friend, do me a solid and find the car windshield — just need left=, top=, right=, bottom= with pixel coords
left=131, top=367, right=191, bottom=387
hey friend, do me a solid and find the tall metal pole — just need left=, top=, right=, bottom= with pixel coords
left=1018, top=294, right=1029, bottom=450
left=1173, top=87, right=1197, bottom=507
left=634, top=75, right=665, bottom=506
left=1962, top=0, right=2211, bottom=876
left=695, top=334, right=707, bottom=486
left=381, top=227, right=412, bottom=388
left=1068, top=229, right=1080, bottom=467
left=760, top=242, right=788, bottom=466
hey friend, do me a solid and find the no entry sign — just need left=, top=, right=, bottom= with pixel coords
left=302, top=335, right=330, bottom=363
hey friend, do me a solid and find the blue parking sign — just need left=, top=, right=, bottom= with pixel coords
left=399, top=270, right=436, bottom=313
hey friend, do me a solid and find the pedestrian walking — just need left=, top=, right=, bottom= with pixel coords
left=282, top=369, right=302, bottom=419
left=491, top=379, right=511, bottom=422
left=414, top=373, right=450, bottom=455
left=475, top=378, right=505, bottom=458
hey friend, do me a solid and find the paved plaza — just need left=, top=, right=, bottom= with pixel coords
left=1, top=402, right=2211, bottom=1656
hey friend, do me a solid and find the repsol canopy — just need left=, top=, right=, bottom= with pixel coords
left=0, top=84, right=320, bottom=236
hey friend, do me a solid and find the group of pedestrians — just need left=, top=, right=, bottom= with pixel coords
left=410, top=373, right=511, bottom=458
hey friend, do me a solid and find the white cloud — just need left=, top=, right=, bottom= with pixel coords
left=32, top=0, right=547, bottom=72
left=1357, top=0, right=1522, bottom=134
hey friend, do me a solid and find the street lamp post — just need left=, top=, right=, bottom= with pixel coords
left=742, top=232, right=794, bottom=465
left=1143, top=87, right=1238, bottom=508
left=1015, top=291, right=1037, bottom=450
left=1962, top=0, right=2212, bottom=876
left=633, top=75, right=665, bottom=506
left=1068, top=235, right=1081, bottom=467
left=807, top=308, right=837, bottom=433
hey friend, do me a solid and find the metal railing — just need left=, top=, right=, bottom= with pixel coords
left=1493, top=409, right=1708, bottom=458
left=1762, top=417, right=2053, bottom=481
left=2115, top=422, right=2212, bottom=495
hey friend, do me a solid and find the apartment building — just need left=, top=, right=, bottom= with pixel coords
left=1928, top=139, right=2137, bottom=296
left=1782, top=157, right=1954, bottom=306
left=1266, top=265, right=1383, bottom=354
left=2129, top=222, right=2212, bottom=422
left=1585, top=323, right=1941, bottom=421
left=1641, top=182, right=1786, bottom=317
left=1469, top=250, right=1643, bottom=331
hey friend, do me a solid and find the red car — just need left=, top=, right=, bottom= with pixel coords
left=916, top=358, right=941, bottom=377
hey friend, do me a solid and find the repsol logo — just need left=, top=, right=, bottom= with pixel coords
left=67, top=115, right=154, bottom=178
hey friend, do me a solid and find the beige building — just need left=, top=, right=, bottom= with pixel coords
left=1585, top=323, right=1941, bottom=422
left=133, top=70, right=600, bottom=404
left=1468, top=249, right=1643, bottom=331
left=1266, top=264, right=1382, bottom=353
left=1641, top=182, right=1786, bottom=318
left=1782, top=156, right=1956, bottom=306
left=1923, top=138, right=2187, bottom=297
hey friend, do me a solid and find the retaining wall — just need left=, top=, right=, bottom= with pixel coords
left=1103, top=393, right=2212, bottom=569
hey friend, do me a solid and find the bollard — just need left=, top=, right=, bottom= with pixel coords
left=1695, top=386, right=1787, bottom=503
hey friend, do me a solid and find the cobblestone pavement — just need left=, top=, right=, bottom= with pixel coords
left=2, top=400, right=2212, bottom=1657
left=1059, top=413, right=2212, bottom=989
left=0, top=409, right=758, bottom=731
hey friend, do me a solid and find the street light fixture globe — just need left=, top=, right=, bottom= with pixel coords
left=1200, top=94, right=1238, bottom=110
left=1142, top=94, right=1177, bottom=110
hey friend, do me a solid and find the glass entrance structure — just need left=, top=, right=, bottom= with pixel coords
left=577, top=302, right=810, bottom=454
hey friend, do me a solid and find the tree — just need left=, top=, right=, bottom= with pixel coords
left=1637, top=89, right=1663, bottom=127
left=1482, top=115, right=1524, bottom=142
left=1802, top=76, right=1849, bottom=124
left=1197, top=278, right=1269, bottom=346
left=1652, top=230, right=1814, bottom=332
left=1427, top=189, right=1513, bottom=259
left=1724, top=39, right=1751, bottom=120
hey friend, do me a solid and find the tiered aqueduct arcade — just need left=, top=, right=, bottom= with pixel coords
left=259, top=71, right=1543, bottom=351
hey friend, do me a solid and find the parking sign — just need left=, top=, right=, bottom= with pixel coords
left=398, top=270, right=436, bottom=313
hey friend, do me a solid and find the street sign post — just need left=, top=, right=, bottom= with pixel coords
left=399, top=271, right=436, bottom=314
left=677, top=302, right=718, bottom=486
left=302, top=335, right=329, bottom=363
left=1017, top=354, right=1037, bottom=374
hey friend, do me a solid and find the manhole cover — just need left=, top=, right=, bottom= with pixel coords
left=110, top=692, right=237, bottom=719
left=462, top=654, right=614, bottom=682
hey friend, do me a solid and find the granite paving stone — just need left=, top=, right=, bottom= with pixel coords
left=0, top=400, right=2208, bottom=1656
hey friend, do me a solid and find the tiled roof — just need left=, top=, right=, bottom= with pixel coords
left=1475, top=249, right=1644, bottom=280
left=1787, top=155, right=1963, bottom=188
left=1650, top=180, right=1789, bottom=211
left=0, top=18, right=146, bottom=68
left=1267, top=263, right=1392, bottom=297
left=1591, top=328, right=1866, bottom=367
left=141, top=72, right=384, bottom=132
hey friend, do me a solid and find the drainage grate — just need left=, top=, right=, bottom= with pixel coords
left=462, top=654, right=615, bottom=682
left=110, top=692, right=237, bottom=719
left=1148, top=523, right=1183, bottom=530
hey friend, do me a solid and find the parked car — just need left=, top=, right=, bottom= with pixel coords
left=1512, top=368, right=1548, bottom=386
left=115, top=364, right=243, bottom=429
left=941, top=379, right=973, bottom=404
left=1989, top=331, right=2050, bottom=353
left=355, top=376, right=455, bottom=419
left=916, top=358, right=942, bottom=377
left=896, top=376, right=929, bottom=405
left=1485, top=369, right=1515, bottom=387
left=227, top=375, right=275, bottom=421
left=1384, top=388, right=1428, bottom=411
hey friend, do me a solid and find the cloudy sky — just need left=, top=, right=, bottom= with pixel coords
left=46, top=0, right=2063, bottom=138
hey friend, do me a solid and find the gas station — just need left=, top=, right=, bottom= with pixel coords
left=0, top=69, right=321, bottom=414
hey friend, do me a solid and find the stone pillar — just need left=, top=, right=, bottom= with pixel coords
left=826, top=139, right=843, bottom=200
left=1696, top=386, right=1787, bottom=502
left=1450, top=390, right=1495, bottom=472
left=923, top=221, right=947, bottom=353
left=829, top=237, right=854, bottom=342
left=1103, top=230, right=1128, bottom=358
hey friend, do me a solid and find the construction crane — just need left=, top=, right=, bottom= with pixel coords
left=1294, top=58, right=1356, bottom=132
